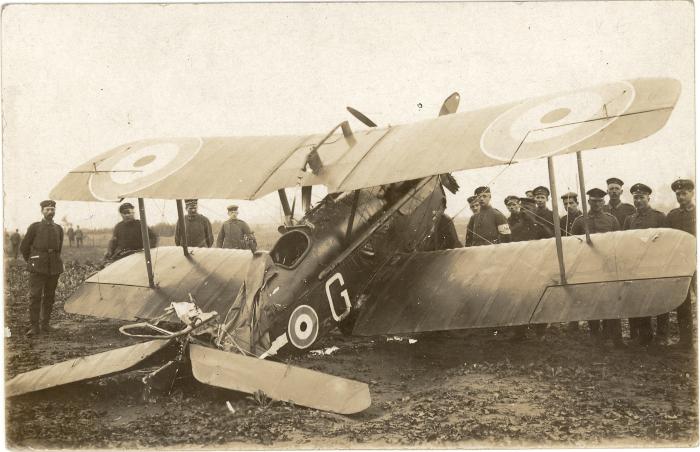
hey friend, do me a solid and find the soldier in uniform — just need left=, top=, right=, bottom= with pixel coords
left=465, top=187, right=511, bottom=247
left=560, top=192, right=582, bottom=237
left=622, top=183, right=668, bottom=345
left=532, top=186, right=556, bottom=238
left=604, top=177, right=636, bottom=227
left=66, top=226, right=75, bottom=247
left=506, top=196, right=544, bottom=242
left=10, top=229, right=21, bottom=259
left=217, top=205, right=257, bottom=251
left=19, top=200, right=64, bottom=336
left=464, top=195, right=480, bottom=247
left=571, top=188, right=623, bottom=345
left=175, top=199, right=214, bottom=248
left=666, top=179, right=695, bottom=348
left=74, top=226, right=84, bottom=248
left=105, top=203, right=158, bottom=261
left=525, top=190, right=534, bottom=200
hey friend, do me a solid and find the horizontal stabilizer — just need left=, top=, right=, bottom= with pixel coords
left=189, top=344, right=371, bottom=414
left=6, top=340, right=171, bottom=397
left=64, top=247, right=252, bottom=321
left=353, top=229, right=695, bottom=335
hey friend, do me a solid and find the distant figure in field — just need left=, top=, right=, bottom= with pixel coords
left=74, top=226, right=84, bottom=248
left=10, top=229, right=21, bottom=259
left=66, top=227, right=75, bottom=247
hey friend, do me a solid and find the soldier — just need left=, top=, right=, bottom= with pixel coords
left=532, top=186, right=556, bottom=238
left=105, top=203, right=158, bottom=261
left=19, top=200, right=64, bottom=336
left=66, top=226, right=75, bottom=248
left=525, top=190, right=534, bottom=200
left=464, top=195, right=481, bottom=247
left=604, top=177, right=636, bottom=227
left=506, top=196, right=543, bottom=242
left=175, top=199, right=214, bottom=248
left=571, top=188, right=622, bottom=345
left=560, top=192, right=582, bottom=237
left=10, top=229, right=21, bottom=259
left=465, top=187, right=511, bottom=247
left=665, top=179, right=695, bottom=348
left=622, top=183, right=668, bottom=345
left=74, top=226, right=84, bottom=248
left=217, top=205, right=257, bottom=251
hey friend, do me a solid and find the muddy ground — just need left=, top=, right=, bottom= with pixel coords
left=5, top=258, right=698, bottom=449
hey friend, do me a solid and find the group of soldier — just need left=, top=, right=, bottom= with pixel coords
left=459, top=177, right=696, bottom=348
left=17, top=199, right=256, bottom=337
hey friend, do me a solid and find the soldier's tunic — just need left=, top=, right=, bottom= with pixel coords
left=20, top=219, right=64, bottom=327
left=217, top=219, right=255, bottom=250
left=570, top=211, right=620, bottom=235
left=571, top=210, right=621, bottom=340
left=623, top=207, right=668, bottom=343
left=175, top=214, right=214, bottom=248
left=534, top=206, right=556, bottom=238
left=560, top=211, right=582, bottom=237
left=666, top=204, right=696, bottom=346
left=107, top=220, right=157, bottom=259
left=604, top=201, right=635, bottom=228
left=508, top=211, right=543, bottom=242
left=465, top=205, right=509, bottom=246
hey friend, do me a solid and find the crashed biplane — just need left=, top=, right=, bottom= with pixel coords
left=7, top=78, right=695, bottom=415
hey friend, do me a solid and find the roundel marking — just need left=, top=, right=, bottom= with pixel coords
left=88, top=138, right=202, bottom=201
left=287, top=304, right=319, bottom=349
left=480, top=81, right=636, bottom=162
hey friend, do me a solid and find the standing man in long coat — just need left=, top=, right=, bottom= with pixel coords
left=217, top=205, right=257, bottom=251
left=20, top=200, right=64, bottom=336
left=175, top=199, right=214, bottom=248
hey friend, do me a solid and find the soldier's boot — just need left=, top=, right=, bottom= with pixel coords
left=567, top=321, right=579, bottom=333
left=27, top=291, right=42, bottom=337
left=655, top=313, right=671, bottom=345
left=40, top=304, right=56, bottom=333
left=636, top=317, right=653, bottom=346
left=588, top=320, right=601, bottom=339
left=677, top=295, right=693, bottom=349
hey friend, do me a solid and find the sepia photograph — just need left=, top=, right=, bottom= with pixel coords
left=2, top=1, right=696, bottom=448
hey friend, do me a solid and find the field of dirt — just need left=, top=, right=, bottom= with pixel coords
left=5, top=250, right=699, bottom=449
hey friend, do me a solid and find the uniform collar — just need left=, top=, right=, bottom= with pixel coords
left=608, top=199, right=622, bottom=208
left=681, top=203, right=695, bottom=212
left=41, top=218, right=54, bottom=225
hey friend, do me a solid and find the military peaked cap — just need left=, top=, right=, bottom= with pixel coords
left=533, top=186, right=550, bottom=197
left=586, top=188, right=607, bottom=199
left=467, top=195, right=479, bottom=204
left=630, top=183, right=652, bottom=195
left=560, top=192, right=578, bottom=201
left=504, top=195, right=520, bottom=205
left=119, top=202, right=134, bottom=213
left=185, top=199, right=198, bottom=207
left=606, top=177, right=624, bottom=187
left=40, top=200, right=56, bottom=208
left=474, top=186, right=490, bottom=195
left=520, top=197, right=536, bottom=205
left=227, top=204, right=239, bottom=212
left=671, top=179, right=695, bottom=192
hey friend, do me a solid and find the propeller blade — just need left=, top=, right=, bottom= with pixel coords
left=189, top=344, right=371, bottom=414
left=439, top=92, right=460, bottom=116
left=6, top=339, right=172, bottom=397
left=346, top=106, right=378, bottom=128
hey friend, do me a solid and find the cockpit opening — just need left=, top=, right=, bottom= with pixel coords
left=270, top=230, right=311, bottom=268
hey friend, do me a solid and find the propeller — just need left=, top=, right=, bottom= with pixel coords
left=346, top=106, right=378, bottom=128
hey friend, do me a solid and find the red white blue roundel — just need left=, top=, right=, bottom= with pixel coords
left=480, top=81, right=636, bottom=162
left=88, top=138, right=202, bottom=201
left=287, top=304, right=319, bottom=349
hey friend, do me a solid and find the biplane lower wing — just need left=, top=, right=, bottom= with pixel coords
left=6, top=340, right=171, bottom=397
left=65, top=247, right=253, bottom=320
left=189, top=344, right=371, bottom=414
left=353, top=229, right=695, bottom=335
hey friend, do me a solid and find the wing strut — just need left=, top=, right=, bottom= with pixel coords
left=547, top=157, right=567, bottom=284
left=278, top=189, right=293, bottom=225
left=576, top=151, right=592, bottom=244
left=175, top=199, right=190, bottom=257
left=137, top=198, right=156, bottom=288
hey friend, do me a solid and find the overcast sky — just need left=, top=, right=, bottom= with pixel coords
left=2, top=2, right=694, bottom=231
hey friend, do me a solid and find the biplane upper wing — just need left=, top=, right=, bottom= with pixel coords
left=352, top=229, right=695, bottom=336
left=50, top=78, right=679, bottom=202
left=64, top=247, right=252, bottom=320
